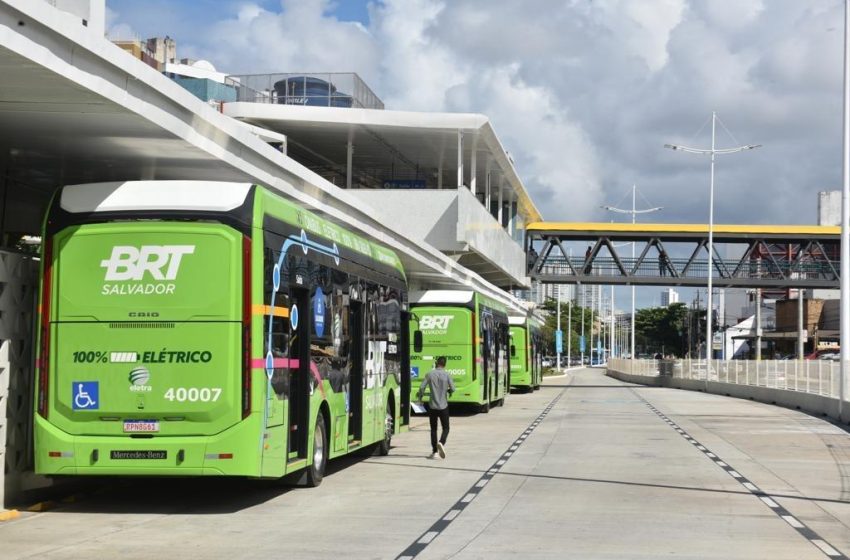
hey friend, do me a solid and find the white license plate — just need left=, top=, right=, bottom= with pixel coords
left=123, top=420, right=160, bottom=433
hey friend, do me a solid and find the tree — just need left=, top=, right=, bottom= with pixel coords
left=540, top=297, right=596, bottom=357
left=634, top=303, right=689, bottom=357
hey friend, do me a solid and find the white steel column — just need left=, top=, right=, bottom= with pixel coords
left=609, top=284, right=616, bottom=358
left=567, top=296, right=572, bottom=368
left=457, top=130, right=464, bottom=188
left=345, top=131, right=354, bottom=189
left=756, top=288, right=762, bottom=360
left=470, top=138, right=477, bottom=195
left=485, top=161, right=492, bottom=212
left=798, top=289, right=805, bottom=360
left=840, top=0, right=850, bottom=418
left=497, top=178, right=504, bottom=227
left=557, top=285, right=562, bottom=371
left=508, top=190, right=515, bottom=237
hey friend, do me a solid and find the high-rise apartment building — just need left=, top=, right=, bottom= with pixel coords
left=661, top=288, right=679, bottom=307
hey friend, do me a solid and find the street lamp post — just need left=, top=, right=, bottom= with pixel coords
left=557, top=283, right=561, bottom=372
left=665, top=113, right=760, bottom=371
left=602, top=185, right=662, bottom=361
left=567, top=294, right=572, bottom=368
left=841, top=0, right=850, bottom=418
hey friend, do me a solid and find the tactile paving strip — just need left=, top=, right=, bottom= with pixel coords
left=634, top=389, right=847, bottom=559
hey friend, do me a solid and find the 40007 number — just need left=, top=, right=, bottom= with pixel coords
left=163, top=387, right=222, bottom=403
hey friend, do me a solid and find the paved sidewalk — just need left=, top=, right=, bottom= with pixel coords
left=2, top=370, right=850, bottom=559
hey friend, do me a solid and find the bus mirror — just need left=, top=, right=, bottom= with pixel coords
left=413, top=331, right=423, bottom=353
left=510, top=345, right=516, bottom=357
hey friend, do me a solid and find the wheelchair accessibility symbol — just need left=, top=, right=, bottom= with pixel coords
left=72, top=381, right=99, bottom=410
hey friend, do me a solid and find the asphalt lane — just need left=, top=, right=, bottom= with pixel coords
left=3, top=369, right=850, bottom=559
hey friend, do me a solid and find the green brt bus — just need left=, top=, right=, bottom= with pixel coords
left=35, top=180, right=410, bottom=485
left=409, top=290, right=509, bottom=413
left=509, top=316, right=543, bottom=392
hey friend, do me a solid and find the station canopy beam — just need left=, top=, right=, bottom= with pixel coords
left=526, top=222, right=840, bottom=289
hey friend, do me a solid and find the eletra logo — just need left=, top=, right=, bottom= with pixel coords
left=100, top=246, right=195, bottom=281
left=128, top=367, right=152, bottom=392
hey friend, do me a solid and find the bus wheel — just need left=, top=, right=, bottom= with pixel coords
left=377, top=401, right=393, bottom=456
left=305, top=414, right=327, bottom=487
left=480, top=400, right=490, bottom=414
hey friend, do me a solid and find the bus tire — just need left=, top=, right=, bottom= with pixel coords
left=377, top=399, right=394, bottom=456
left=305, top=413, right=327, bottom=487
left=480, top=400, right=490, bottom=413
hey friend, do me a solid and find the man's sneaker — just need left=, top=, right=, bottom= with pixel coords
left=428, top=452, right=436, bottom=459
left=436, top=442, right=446, bottom=459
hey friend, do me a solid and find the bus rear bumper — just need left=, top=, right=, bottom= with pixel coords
left=34, top=414, right=263, bottom=477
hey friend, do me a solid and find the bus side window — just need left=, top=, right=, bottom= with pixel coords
left=262, top=232, right=290, bottom=397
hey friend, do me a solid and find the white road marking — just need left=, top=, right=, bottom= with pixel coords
left=418, top=531, right=439, bottom=544
left=760, top=497, right=780, bottom=508
left=443, top=509, right=462, bottom=521
left=781, top=515, right=804, bottom=529
left=811, top=540, right=842, bottom=557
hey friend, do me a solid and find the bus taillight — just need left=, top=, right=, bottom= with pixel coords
left=241, top=235, right=252, bottom=419
left=37, top=238, right=53, bottom=418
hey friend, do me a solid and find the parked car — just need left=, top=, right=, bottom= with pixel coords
left=806, top=350, right=840, bottom=360
left=541, top=357, right=555, bottom=368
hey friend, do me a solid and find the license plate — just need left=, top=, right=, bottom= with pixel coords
left=123, top=420, right=160, bottom=433
left=110, top=450, right=167, bottom=460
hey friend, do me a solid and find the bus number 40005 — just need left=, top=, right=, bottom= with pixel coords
left=163, top=387, right=222, bottom=403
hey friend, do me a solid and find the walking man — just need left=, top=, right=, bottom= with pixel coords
left=417, top=356, right=455, bottom=458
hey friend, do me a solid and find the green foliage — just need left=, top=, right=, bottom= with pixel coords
left=540, top=297, right=596, bottom=356
left=634, top=303, right=690, bottom=357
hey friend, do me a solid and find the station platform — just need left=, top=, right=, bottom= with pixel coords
left=3, top=369, right=849, bottom=559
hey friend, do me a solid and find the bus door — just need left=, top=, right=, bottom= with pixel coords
left=482, top=321, right=491, bottom=403
left=288, top=287, right=310, bottom=462
left=400, top=310, right=411, bottom=426
left=348, top=300, right=364, bottom=444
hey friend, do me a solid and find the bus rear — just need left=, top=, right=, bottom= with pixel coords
left=509, top=322, right=532, bottom=390
left=35, top=182, right=258, bottom=476
left=409, top=306, right=478, bottom=405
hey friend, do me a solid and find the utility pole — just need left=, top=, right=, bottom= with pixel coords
left=602, top=185, right=662, bottom=361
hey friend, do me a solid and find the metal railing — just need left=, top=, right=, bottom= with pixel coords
left=544, top=257, right=839, bottom=282
left=609, top=357, right=840, bottom=398
left=226, top=73, right=385, bottom=109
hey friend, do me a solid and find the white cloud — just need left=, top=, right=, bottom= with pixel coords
left=106, top=0, right=847, bottom=228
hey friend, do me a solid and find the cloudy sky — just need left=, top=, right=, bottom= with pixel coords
left=106, top=0, right=845, bottom=227
left=106, top=0, right=846, bottom=309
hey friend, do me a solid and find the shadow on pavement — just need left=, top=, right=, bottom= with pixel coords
left=28, top=452, right=376, bottom=515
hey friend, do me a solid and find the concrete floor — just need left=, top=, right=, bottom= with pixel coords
left=3, top=369, right=850, bottom=559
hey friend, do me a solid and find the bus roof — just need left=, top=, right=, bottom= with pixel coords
left=410, top=290, right=474, bottom=304
left=60, top=181, right=254, bottom=213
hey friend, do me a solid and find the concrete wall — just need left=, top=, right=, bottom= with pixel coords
left=351, top=188, right=527, bottom=285
left=606, top=366, right=849, bottom=425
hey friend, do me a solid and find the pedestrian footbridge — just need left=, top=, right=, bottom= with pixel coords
left=526, top=222, right=840, bottom=288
